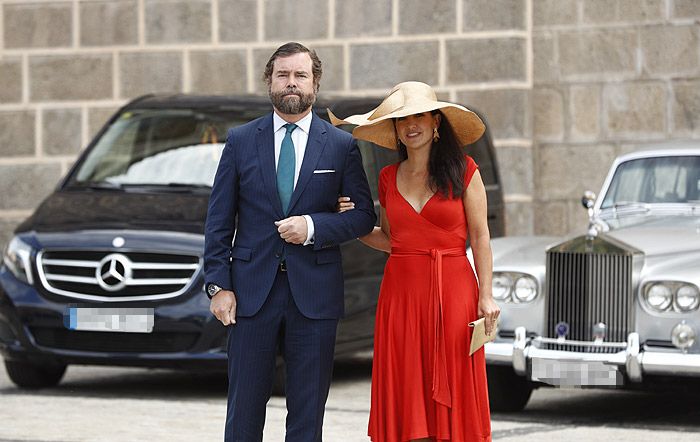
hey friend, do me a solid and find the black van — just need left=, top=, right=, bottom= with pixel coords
left=0, top=94, right=504, bottom=388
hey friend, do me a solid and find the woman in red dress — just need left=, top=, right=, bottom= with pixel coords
left=332, top=81, right=500, bottom=442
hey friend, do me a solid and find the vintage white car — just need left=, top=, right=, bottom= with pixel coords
left=485, top=146, right=700, bottom=411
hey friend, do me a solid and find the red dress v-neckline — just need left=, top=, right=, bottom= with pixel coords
left=394, top=164, right=438, bottom=216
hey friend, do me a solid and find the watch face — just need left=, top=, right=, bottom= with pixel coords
left=207, top=284, right=220, bottom=296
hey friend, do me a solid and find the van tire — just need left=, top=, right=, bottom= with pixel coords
left=487, top=365, right=533, bottom=412
left=4, top=360, right=67, bottom=389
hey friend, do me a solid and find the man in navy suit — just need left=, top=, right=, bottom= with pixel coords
left=204, top=42, right=376, bottom=441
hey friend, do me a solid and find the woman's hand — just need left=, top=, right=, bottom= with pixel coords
left=478, top=296, right=500, bottom=336
left=337, top=196, right=355, bottom=213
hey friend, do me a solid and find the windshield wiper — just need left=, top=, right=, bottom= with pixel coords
left=67, top=182, right=210, bottom=193
left=118, top=183, right=211, bottom=193
left=68, top=181, right=124, bottom=191
left=612, top=201, right=649, bottom=210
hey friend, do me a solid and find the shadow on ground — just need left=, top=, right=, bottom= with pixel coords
left=496, top=385, right=700, bottom=432
left=0, top=357, right=374, bottom=402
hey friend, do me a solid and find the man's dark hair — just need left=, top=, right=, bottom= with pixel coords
left=263, top=42, right=322, bottom=92
left=397, top=111, right=467, bottom=199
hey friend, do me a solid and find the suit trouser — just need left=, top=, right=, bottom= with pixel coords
left=224, top=269, right=339, bottom=442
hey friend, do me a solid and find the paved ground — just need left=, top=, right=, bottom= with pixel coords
left=1, top=358, right=699, bottom=441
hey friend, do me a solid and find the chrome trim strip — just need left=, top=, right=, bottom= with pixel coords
left=41, top=259, right=99, bottom=268
left=44, top=274, right=97, bottom=284
left=533, top=336, right=627, bottom=349
left=41, top=259, right=198, bottom=271
left=641, top=352, right=700, bottom=376
left=130, top=262, right=199, bottom=270
left=126, top=278, right=191, bottom=285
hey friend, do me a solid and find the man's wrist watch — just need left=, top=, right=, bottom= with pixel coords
left=207, top=283, right=223, bottom=299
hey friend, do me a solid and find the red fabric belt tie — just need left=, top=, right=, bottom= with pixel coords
left=390, top=246, right=466, bottom=409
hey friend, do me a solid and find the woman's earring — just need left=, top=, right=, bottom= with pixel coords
left=433, top=127, right=440, bottom=143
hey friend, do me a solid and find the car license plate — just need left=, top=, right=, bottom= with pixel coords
left=530, top=358, right=623, bottom=387
left=65, top=307, right=154, bottom=333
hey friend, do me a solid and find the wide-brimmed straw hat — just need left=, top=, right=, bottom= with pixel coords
left=328, top=81, right=485, bottom=150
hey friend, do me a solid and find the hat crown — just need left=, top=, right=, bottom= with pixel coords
left=368, top=81, right=437, bottom=121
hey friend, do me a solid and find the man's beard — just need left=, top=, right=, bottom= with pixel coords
left=269, top=87, right=316, bottom=115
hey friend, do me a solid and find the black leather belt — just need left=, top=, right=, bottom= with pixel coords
left=278, top=260, right=287, bottom=272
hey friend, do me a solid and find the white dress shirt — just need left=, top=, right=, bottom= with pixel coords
left=272, top=111, right=315, bottom=245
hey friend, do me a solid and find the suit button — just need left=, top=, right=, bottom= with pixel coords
left=275, top=253, right=281, bottom=258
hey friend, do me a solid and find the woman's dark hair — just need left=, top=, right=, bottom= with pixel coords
left=263, top=42, right=323, bottom=92
left=397, top=111, right=466, bottom=199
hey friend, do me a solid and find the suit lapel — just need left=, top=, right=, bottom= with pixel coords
left=287, top=113, right=327, bottom=213
left=256, top=114, right=284, bottom=218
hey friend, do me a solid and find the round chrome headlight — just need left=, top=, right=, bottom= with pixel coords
left=492, top=274, right=512, bottom=301
left=513, top=276, right=538, bottom=303
left=645, top=283, right=673, bottom=311
left=675, top=285, right=700, bottom=312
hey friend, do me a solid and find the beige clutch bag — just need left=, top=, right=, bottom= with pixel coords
left=468, top=317, right=498, bottom=356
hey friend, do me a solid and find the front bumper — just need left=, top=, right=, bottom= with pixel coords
left=0, top=266, right=229, bottom=370
left=486, top=326, right=700, bottom=386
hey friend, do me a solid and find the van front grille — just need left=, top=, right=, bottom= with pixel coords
left=37, top=250, right=201, bottom=302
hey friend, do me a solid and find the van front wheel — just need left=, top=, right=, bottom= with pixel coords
left=4, top=359, right=67, bottom=389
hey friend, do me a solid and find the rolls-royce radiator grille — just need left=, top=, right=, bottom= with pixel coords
left=36, top=250, right=201, bottom=302
left=545, top=250, right=634, bottom=354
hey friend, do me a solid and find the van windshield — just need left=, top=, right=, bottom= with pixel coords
left=69, top=108, right=264, bottom=189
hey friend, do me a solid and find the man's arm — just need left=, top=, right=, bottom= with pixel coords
left=204, top=130, right=238, bottom=290
left=309, top=138, right=376, bottom=249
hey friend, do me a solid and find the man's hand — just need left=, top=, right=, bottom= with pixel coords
left=275, top=216, right=308, bottom=244
left=210, top=290, right=237, bottom=326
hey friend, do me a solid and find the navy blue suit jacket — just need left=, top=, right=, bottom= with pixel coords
left=204, top=112, right=376, bottom=320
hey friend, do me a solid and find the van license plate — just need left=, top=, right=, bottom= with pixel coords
left=531, top=358, right=623, bottom=387
left=66, top=307, right=154, bottom=333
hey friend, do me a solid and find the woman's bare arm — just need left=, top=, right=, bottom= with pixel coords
left=359, top=207, right=391, bottom=252
left=338, top=197, right=391, bottom=252
left=463, top=170, right=500, bottom=334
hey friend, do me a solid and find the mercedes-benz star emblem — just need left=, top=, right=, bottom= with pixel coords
left=96, top=253, right=132, bottom=292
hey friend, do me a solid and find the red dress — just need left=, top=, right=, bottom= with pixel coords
left=368, top=156, right=491, bottom=442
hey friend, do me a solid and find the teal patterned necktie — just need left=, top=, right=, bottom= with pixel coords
left=277, top=123, right=297, bottom=214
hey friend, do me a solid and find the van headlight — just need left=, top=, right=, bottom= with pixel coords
left=643, top=281, right=700, bottom=313
left=2, top=236, right=34, bottom=284
left=492, top=272, right=539, bottom=304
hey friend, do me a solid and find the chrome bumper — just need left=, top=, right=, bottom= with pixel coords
left=485, top=327, right=700, bottom=384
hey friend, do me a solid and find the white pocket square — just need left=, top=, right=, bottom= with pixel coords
left=313, top=169, right=335, bottom=174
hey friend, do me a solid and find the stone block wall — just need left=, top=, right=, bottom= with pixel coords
left=533, top=0, right=700, bottom=235
left=0, top=0, right=698, bottom=250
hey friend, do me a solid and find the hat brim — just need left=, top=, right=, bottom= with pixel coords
left=329, top=101, right=485, bottom=150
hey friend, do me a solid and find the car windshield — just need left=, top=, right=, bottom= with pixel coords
left=601, top=155, right=700, bottom=209
left=68, top=108, right=267, bottom=189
